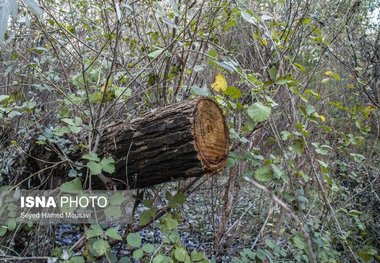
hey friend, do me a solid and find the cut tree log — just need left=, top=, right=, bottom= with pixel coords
left=23, top=97, right=229, bottom=189
left=100, top=97, right=229, bottom=188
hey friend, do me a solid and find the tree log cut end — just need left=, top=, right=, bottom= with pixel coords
left=193, top=98, right=229, bottom=171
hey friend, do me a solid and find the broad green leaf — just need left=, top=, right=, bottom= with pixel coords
left=92, top=239, right=110, bottom=256
left=0, top=226, right=7, bottom=237
left=87, top=161, right=102, bottom=175
left=153, top=255, right=164, bottom=263
left=191, top=85, right=210, bottom=96
left=148, top=48, right=164, bottom=59
left=254, top=166, right=273, bottom=182
left=109, top=192, right=124, bottom=206
left=105, top=227, right=122, bottom=240
left=61, top=118, right=76, bottom=126
left=301, top=17, right=312, bottom=24
left=100, top=157, right=115, bottom=174
left=118, top=257, right=132, bottom=263
left=104, top=206, right=122, bottom=218
left=70, top=256, right=85, bottom=263
left=224, top=86, right=241, bottom=99
left=86, top=224, right=103, bottom=239
left=82, top=153, right=100, bottom=162
left=241, top=10, right=256, bottom=24
left=142, top=244, right=155, bottom=253
left=350, top=153, right=366, bottom=162
left=280, top=131, right=291, bottom=141
left=292, top=234, right=305, bottom=249
left=160, top=214, right=178, bottom=233
left=127, top=233, right=141, bottom=248
left=291, top=139, right=305, bottom=155
left=169, top=192, right=186, bottom=208
left=0, top=95, right=10, bottom=103
left=60, top=178, right=82, bottom=193
left=140, top=208, right=156, bottom=225
left=133, top=249, right=144, bottom=259
left=268, top=66, right=278, bottom=81
left=7, top=219, right=16, bottom=231
left=191, top=251, right=206, bottom=261
left=247, top=102, right=271, bottom=122
left=69, top=126, right=81, bottom=134
left=174, top=246, right=188, bottom=262
left=293, top=63, right=306, bottom=72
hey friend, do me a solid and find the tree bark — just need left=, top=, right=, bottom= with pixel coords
left=23, top=97, right=229, bottom=189
left=100, top=97, right=229, bottom=188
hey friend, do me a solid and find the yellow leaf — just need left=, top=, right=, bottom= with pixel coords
left=319, top=115, right=326, bottom=122
left=324, top=71, right=341, bottom=80
left=363, top=104, right=376, bottom=118
left=211, top=73, right=228, bottom=92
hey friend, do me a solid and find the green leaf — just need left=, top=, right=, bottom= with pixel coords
left=92, top=239, right=110, bottom=256
left=86, top=224, right=103, bottom=239
left=160, top=214, right=178, bottom=233
left=191, top=251, right=206, bottom=261
left=280, top=131, right=291, bottom=141
left=82, top=153, right=100, bottom=162
left=0, top=226, right=7, bottom=237
left=140, top=208, right=156, bottom=225
left=100, top=157, right=115, bottom=174
left=292, top=234, right=305, bottom=249
left=7, top=219, right=16, bottom=231
left=118, top=256, right=132, bottom=263
left=174, top=246, right=188, bottom=262
left=293, top=63, right=306, bottom=72
left=207, top=49, right=218, bottom=59
left=69, top=126, right=81, bottom=134
left=132, top=249, right=144, bottom=259
left=60, top=178, right=82, bottom=193
left=127, top=233, right=141, bottom=248
left=0, top=95, right=10, bottom=103
left=254, top=166, right=273, bottom=182
left=87, top=161, right=103, bottom=175
left=169, top=192, right=186, bottom=208
left=153, top=255, right=164, bottom=263
left=191, top=85, right=210, bottom=96
left=142, top=244, right=155, bottom=253
left=61, top=118, right=76, bottom=126
left=104, top=206, right=122, bottom=218
left=148, top=48, right=164, bottom=59
left=105, top=227, right=122, bottom=240
left=247, top=102, right=271, bottom=122
left=301, top=17, right=312, bottom=25
left=350, top=153, right=366, bottom=163
left=291, top=139, right=305, bottom=155
left=269, top=66, right=278, bottom=81
left=70, top=256, right=85, bottom=263
left=224, top=86, right=242, bottom=99
left=241, top=10, right=256, bottom=24
left=109, top=192, right=125, bottom=206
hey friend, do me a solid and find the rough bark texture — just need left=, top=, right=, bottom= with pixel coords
left=21, top=97, right=229, bottom=189
left=99, top=97, right=229, bottom=188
